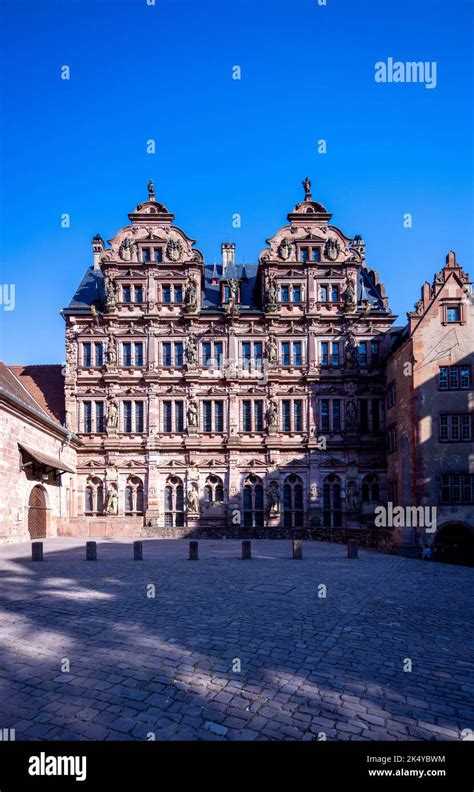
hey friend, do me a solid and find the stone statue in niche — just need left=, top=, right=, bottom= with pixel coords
left=325, top=238, right=340, bottom=262
left=265, top=336, right=278, bottom=365
left=278, top=238, right=292, bottom=261
left=106, top=401, right=118, bottom=432
left=266, top=399, right=278, bottom=427
left=119, top=238, right=134, bottom=261
left=268, top=483, right=280, bottom=514
left=105, top=280, right=117, bottom=313
left=106, top=336, right=117, bottom=369
left=345, top=401, right=359, bottom=432
left=347, top=481, right=360, bottom=512
left=343, top=276, right=357, bottom=311
left=345, top=333, right=358, bottom=369
left=185, top=276, right=198, bottom=312
left=185, top=333, right=198, bottom=365
left=265, top=277, right=278, bottom=311
left=105, top=487, right=118, bottom=515
left=187, top=399, right=198, bottom=429
left=187, top=484, right=199, bottom=513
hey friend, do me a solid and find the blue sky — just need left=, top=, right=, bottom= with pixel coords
left=0, top=0, right=472, bottom=364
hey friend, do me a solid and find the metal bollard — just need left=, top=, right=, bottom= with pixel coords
left=242, top=540, right=251, bottom=560
left=189, top=540, right=199, bottom=560
left=292, top=539, right=303, bottom=560
left=347, top=539, right=358, bottom=559
left=86, top=541, right=97, bottom=561
left=133, top=541, right=143, bottom=560
left=31, top=542, right=43, bottom=561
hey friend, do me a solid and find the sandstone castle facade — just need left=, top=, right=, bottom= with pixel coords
left=1, top=179, right=472, bottom=562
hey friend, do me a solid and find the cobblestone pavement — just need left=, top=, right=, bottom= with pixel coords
left=0, top=538, right=472, bottom=741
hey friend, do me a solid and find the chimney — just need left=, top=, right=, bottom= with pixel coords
left=92, top=234, right=105, bottom=270
left=221, top=242, right=235, bottom=275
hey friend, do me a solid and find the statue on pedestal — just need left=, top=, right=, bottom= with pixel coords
left=185, top=276, right=198, bottom=312
left=266, top=399, right=278, bottom=428
left=265, top=336, right=278, bottom=365
left=343, top=276, right=357, bottom=312
left=187, top=485, right=199, bottom=513
left=105, top=488, right=118, bottom=515
left=185, top=333, right=198, bottom=366
left=106, top=401, right=118, bottom=433
left=345, top=401, right=358, bottom=432
left=187, top=399, right=198, bottom=430
left=105, top=280, right=117, bottom=313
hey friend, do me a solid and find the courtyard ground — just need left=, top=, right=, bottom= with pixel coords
left=0, top=538, right=472, bottom=741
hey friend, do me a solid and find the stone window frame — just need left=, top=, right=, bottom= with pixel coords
left=121, top=340, right=145, bottom=368
left=282, top=474, right=304, bottom=529
left=80, top=400, right=106, bottom=434
left=279, top=338, right=305, bottom=367
left=161, top=340, right=184, bottom=368
left=241, top=398, right=265, bottom=433
left=201, top=399, right=225, bottom=433
left=242, top=474, right=264, bottom=528
left=204, top=475, right=225, bottom=504
left=438, top=414, right=472, bottom=443
left=120, top=283, right=145, bottom=304
left=161, top=400, right=185, bottom=433
left=160, top=283, right=184, bottom=304
left=124, top=475, right=145, bottom=515
left=322, top=474, right=342, bottom=528
left=164, top=475, right=184, bottom=527
left=84, top=476, right=104, bottom=516
left=278, top=282, right=305, bottom=304
left=81, top=341, right=104, bottom=369
left=121, top=400, right=146, bottom=434
left=280, top=398, right=305, bottom=433
left=201, top=339, right=226, bottom=369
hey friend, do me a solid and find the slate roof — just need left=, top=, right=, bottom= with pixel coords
left=65, top=261, right=386, bottom=313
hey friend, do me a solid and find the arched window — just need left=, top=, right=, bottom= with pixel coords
left=362, top=474, right=380, bottom=503
left=84, top=476, right=104, bottom=516
left=204, top=475, right=225, bottom=504
left=164, top=476, right=184, bottom=527
left=283, top=474, right=304, bottom=528
left=243, top=475, right=264, bottom=528
left=323, top=474, right=342, bottom=528
left=125, top=476, right=145, bottom=515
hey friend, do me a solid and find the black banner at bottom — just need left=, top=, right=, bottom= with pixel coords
left=0, top=740, right=472, bottom=790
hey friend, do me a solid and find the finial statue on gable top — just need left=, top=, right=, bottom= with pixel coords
left=302, top=176, right=312, bottom=201
left=147, top=179, right=155, bottom=201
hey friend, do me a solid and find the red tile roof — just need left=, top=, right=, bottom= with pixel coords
left=8, top=365, right=66, bottom=424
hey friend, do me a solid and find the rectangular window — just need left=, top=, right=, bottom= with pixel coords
left=122, top=286, right=131, bottom=303
left=142, top=248, right=150, bottom=262
left=321, top=400, right=330, bottom=433
left=163, top=342, right=172, bottom=367
left=331, top=342, right=339, bottom=367
left=215, top=342, right=224, bottom=367
left=175, top=401, right=184, bottom=432
left=243, top=400, right=251, bottom=432
left=174, top=286, right=183, bottom=303
left=293, top=342, right=302, bottom=366
left=281, top=342, right=291, bottom=366
left=372, top=399, right=380, bottom=432
left=134, top=286, right=143, bottom=304
left=162, top=285, right=171, bottom=303
left=360, top=399, right=368, bottom=432
left=321, top=341, right=329, bottom=367
left=439, top=414, right=472, bottom=442
left=134, top=343, right=143, bottom=367
left=95, top=402, right=104, bottom=433
left=449, top=367, right=459, bottom=389
left=440, top=415, right=449, bottom=441
left=83, top=343, right=92, bottom=368
left=439, top=367, right=449, bottom=390
left=441, top=474, right=474, bottom=504
left=330, top=285, right=339, bottom=302
left=154, top=248, right=163, bottom=262
left=253, top=342, right=262, bottom=366
left=311, top=248, right=320, bottom=262
left=281, top=285, right=290, bottom=303
left=202, top=342, right=211, bottom=365
left=294, top=400, right=303, bottom=432
left=135, top=402, right=144, bottom=432
left=358, top=342, right=367, bottom=367
left=320, top=285, right=328, bottom=302
left=242, top=342, right=251, bottom=367
left=370, top=340, right=379, bottom=365
left=387, top=382, right=396, bottom=409
left=300, top=247, right=309, bottom=263
left=333, top=400, right=341, bottom=433
left=460, top=366, right=471, bottom=388
left=95, top=342, right=103, bottom=368
left=282, top=400, right=291, bottom=432
left=175, top=342, right=183, bottom=368
left=223, top=285, right=230, bottom=303
left=123, top=343, right=132, bottom=367
left=215, top=400, right=224, bottom=432
left=83, top=401, right=92, bottom=433
left=446, top=306, right=460, bottom=322
left=123, top=401, right=132, bottom=433
left=203, top=402, right=212, bottom=432
left=163, top=401, right=172, bottom=432
left=254, top=400, right=263, bottom=432
left=387, top=424, right=397, bottom=454
left=293, top=285, right=301, bottom=303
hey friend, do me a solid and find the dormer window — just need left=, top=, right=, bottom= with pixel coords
left=300, top=247, right=309, bottom=263
left=154, top=247, right=163, bottom=262
left=142, top=248, right=151, bottom=262
left=311, top=248, right=321, bottom=262
left=281, top=285, right=290, bottom=303
left=446, top=305, right=460, bottom=323
left=123, top=286, right=131, bottom=303
left=121, top=284, right=144, bottom=303
left=135, top=286, right=143, bottom=304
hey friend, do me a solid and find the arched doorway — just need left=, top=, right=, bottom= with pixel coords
left=27, top=486, right=48, bottom=539
left=434, top=523, right=474, bottom=567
